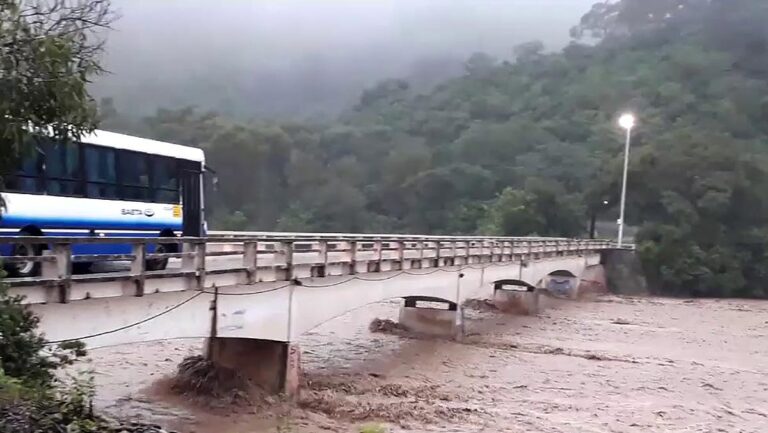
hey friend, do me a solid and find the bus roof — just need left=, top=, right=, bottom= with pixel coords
left=81, top=129, right=205, bottom=162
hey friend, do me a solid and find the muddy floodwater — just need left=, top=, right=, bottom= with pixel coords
left=73, top=295, right=768, bottom=433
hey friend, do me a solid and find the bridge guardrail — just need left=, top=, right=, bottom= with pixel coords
left=0, top=235, right=616, bottom=304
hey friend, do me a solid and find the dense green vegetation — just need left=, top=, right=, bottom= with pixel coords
left=101, top=0, right=768, bottom=298
left=0, top=284, right=95, bottom=432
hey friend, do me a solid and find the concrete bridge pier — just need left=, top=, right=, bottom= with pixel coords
left=205, top=337, right=302, bottom=397
left=492, top=282, right=540, bottom=315
left=398, top=297, right=464, bottom=340
left=575, top=264, right=608, bottom=298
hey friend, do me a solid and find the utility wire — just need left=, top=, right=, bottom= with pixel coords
left=46, top=259, right=523, bottom=343
left=47, top=291, right=206, bottom=344
left=201, top=282, right=292, bottom=296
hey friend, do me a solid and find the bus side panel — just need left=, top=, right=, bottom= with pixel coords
left=1, top=193, right=182, bottom=232
left=70, top=232, right=164, bottom=256
left=1, top=193, right=181, bottom=258
left=0, top=232, right=162, bottom=256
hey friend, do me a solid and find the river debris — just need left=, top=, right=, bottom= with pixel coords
left=167, top=355, right=252, bottom=407
left=299, top=394, right=480, bottom=426
left=299, top=373, right=476, bottom=427
left=462, top=298, right=499, bottom=312
left=368, top=318, right=408, bottom=335
left=305, top=376, right=451, bottom=401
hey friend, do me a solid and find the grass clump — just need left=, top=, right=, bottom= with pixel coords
left=359, top=423, right=388, bottom=433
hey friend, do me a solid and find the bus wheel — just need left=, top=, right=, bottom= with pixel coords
left=146, top=243, right=170, bottom=271
left=73, top=262, right=93, bottom=274
left=8, top=231, right=42, bottom=278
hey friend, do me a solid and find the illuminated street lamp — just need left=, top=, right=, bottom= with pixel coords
left=617, top=113, right=636, bottom=247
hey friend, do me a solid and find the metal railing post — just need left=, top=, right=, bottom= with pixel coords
left=243, top=240, right=259, bottom=284
left=183, top=239, right=206, bottom=291
left=464, top=241, right=471, bottom=264
left=44, top=242, right=72, bottom=303
left=131, top=243, right=146, bottom=296
left=396, top=240, right=405, bottom=270
left=283, top=241, right=294, bottom=280
left=349, top=241, right=357, bottom=275
left=374, top=240, right=383, bottom=271
left=319, top=240, right=329, bottom=267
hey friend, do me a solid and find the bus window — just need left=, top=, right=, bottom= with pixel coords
left=118, top=150, right=151, bottom=201
left=85, top=145, right=118, bottom=199
left=152, top=156, right=180, bottom=203
left=5, top=149, right=42, bottom=193
left=44, top=141, right=82, bottom=196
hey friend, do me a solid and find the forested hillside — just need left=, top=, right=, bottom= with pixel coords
left=101, top=0, right=768, bottom=298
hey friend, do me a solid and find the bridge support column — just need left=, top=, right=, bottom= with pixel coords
left=576, top=264, right=608, bottom=299
left=493, top=288, right=540, bottom=315
left=206, top=338, right=301, bottom=397
left=398, top=298, right=463, bottom=340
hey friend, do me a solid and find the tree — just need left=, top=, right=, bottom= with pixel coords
left=0, top=285, right=85, bottom=387
left=625, top=130, right=768, bottom=298
left=571, top=0, right=704, bottom=41
left=464, top=52, right=498, bottom=77
left=0, top=0, right=114, bottom=175
left=482, top=180, right=586, bottom=237
left=513, top=41, right=545, bottom=63
left=214, top=210, right=249, bottom=231
left=449, top=119, right=557, bottom=188
left=355, top=79, right=411, bottom=114
left=402, top=164, right=495, bottom=234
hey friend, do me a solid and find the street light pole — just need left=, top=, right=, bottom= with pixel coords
left=617, top=113, right=635, bottom=248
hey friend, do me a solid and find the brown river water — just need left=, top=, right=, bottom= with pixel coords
left=70, top=294, right=768, bottom=433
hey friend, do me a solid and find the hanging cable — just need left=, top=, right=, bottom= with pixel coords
left=47, top=291, right=206, bottom=344
left=201, top=282, right=292, bottom=296
left=44, top=257, right=524, bottom=344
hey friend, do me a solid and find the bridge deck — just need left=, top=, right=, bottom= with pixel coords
left=3, top=235, right=613, bottom=304
left=2, top=234, right=613, bottom=348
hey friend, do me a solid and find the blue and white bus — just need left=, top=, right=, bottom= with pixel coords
left=1, top=129, right=207, bottom=277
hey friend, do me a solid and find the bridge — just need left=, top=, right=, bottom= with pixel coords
left=4, top=233, right=616, bottom=395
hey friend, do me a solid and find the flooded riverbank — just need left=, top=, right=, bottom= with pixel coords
left=73, top=295, right=768, bottom=432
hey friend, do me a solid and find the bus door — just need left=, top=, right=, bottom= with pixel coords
left=180, top=161, right=204, bottom=237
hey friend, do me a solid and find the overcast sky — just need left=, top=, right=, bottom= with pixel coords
left=94, top=0, right=598, bottom=119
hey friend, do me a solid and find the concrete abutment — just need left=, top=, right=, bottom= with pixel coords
left=576, top=264, right=608, bottom=298
left=492, top=288, right=540, bottom=315
left=206, top=337, right=302, bottom=397
left=398, top=297, right=464, bottom=339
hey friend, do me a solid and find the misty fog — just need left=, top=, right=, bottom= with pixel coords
left=94, top=0, right=596, bottom=120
